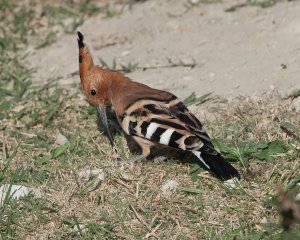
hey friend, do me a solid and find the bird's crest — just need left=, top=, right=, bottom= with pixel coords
left=77, top=31, right=85, bottom=49
left=77, top=31, right=94, bottom=86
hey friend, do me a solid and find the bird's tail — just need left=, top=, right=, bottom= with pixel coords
left=193, top=147, right=240, bottom=181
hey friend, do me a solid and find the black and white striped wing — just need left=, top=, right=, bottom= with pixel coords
left=119, top=97, right=213, bottom=151
left=168, top=100, right=214, bottom=148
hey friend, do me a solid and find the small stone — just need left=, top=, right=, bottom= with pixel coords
left=0, top=184, right=42, bottom=206
left=55, top=133, right=69, bottom=145
left=161, top=180, right=179, bottom=196
left=78, top=169, right=106, bottom=182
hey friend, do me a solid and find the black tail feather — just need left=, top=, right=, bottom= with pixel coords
left=197, top=147, right=240, bottom=181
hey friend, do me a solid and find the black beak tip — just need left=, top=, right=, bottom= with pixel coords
left=77, top=31, right=84, bottom=48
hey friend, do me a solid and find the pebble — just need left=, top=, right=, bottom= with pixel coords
left=0, top=184, right=42, bottom=206
left=161, top=180, right=179, bottom=196
left=55, top=133, right=69, bottom=145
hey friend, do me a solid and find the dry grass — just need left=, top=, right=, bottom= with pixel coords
left=1, top=85, right=299, bottom=239
left=0, top=0, right=300, bottom=239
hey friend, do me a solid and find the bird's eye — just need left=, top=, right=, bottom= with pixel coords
left=91, top=89, right=96, bottom=96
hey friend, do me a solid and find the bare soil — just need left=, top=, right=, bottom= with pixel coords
left=28, top=0, right=300, bottom=99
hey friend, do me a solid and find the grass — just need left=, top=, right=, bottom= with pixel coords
left=225, top=0, right=283, bottom=12
left=1, top=0, right=300, bottom=239
left=0, top=0, right=127, bottom=51
left=99, top=57, right=198, bottom=73
left=1, top=84, right=299, bottom=238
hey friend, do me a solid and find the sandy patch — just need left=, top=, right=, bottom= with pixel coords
left=27, top=0, right=300, bottom=99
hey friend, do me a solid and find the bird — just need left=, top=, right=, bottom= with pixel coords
left=77, top=31, right=240, bottom=182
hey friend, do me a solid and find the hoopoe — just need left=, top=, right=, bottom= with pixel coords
left=77, top=31, right=240, bottom=181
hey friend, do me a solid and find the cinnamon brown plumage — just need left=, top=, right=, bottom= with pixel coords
left=77, top=31, right=240, bottom=181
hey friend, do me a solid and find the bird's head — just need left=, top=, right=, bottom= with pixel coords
left=77, top=31, right=114, bottom=146
left=77, top=31, right=110, bottom=106
left=80, top=69, right=110, bottom=107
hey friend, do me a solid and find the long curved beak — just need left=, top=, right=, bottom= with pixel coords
left=98, top=104, right=114, bottom=147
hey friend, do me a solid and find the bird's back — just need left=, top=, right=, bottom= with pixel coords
left=110, top=75, right=213, bottom=152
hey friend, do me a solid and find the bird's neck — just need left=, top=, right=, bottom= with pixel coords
left=106, top=71, right=132, bottom=115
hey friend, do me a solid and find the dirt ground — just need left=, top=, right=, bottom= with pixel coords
left=27, top=0, right=300, bottom=99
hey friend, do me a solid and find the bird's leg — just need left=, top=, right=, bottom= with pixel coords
left=126, top=136, right=153, bottom=164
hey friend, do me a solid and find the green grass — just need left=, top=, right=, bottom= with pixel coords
left=99, top=57, right=198, bottom=73
left=0, top=0, right=300, bottom=239
left=0, top=0, right=124, bottom=52
left=225, top=0, right=282, bottom=12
